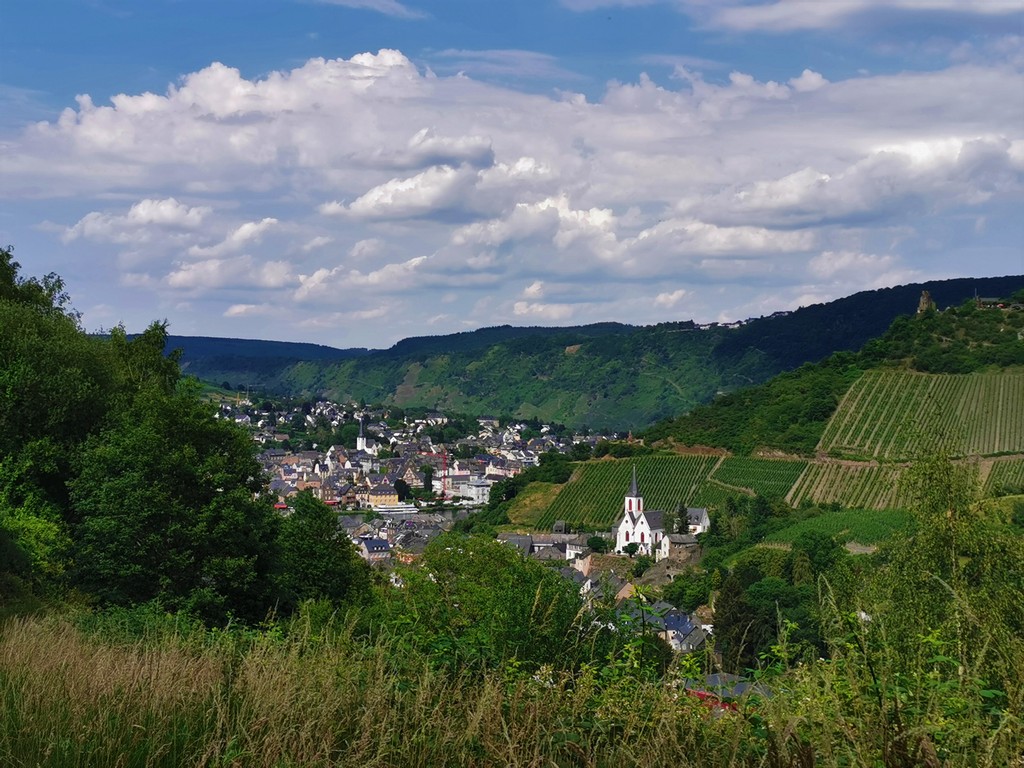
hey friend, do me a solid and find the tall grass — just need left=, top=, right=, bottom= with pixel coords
left=1, top=606, right=1021, bottom=767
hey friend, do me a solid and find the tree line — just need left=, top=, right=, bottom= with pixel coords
left=0, top=248, right=369, bottom=623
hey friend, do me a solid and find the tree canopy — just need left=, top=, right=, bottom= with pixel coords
left=0, top=250, right=370, bottom=625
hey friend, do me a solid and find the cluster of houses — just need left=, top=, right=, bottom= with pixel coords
left=258, top=441, right=523, bottom=511
left=228, top=401, right=608, bottom=510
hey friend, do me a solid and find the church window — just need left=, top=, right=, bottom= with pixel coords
left=640, top=532, right=645, bottom=543
left=625, top=531, right=629, bottom=542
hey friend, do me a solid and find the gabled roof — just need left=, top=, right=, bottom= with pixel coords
left=642, top=510, right=665, bottom=531
left=686, top=507, right=710, bottom=522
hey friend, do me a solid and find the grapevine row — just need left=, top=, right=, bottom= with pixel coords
left=536, top=455, right=719, bottom=531
left=818, top=370, right=1024, bottom=460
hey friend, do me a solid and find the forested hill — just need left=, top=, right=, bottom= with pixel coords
left=643, top=284, right=1024, bottom=455
left=171, top=275, right=1022, bottom=431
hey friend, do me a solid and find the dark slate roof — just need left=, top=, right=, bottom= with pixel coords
left=663, top=611, right=699, bottom=636
left=530, top=542, right=566, bottom=560
left=620, top=604, right=666, bottom=630
left=560, top=567, right=590, bottom=587
left=667, top=533, right=699, bottom=546
left=687, top=507, right=709, bottom=523
left=628, top=465, right=639, bottom=497
left=643, top=510, right=665, bottom=531
left=497, top=534, right=532, bottom=557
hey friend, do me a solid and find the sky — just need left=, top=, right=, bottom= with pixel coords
left=2, top=0, right=1023, bottom=349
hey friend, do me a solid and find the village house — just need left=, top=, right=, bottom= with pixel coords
left=659, top=533, right=701, bottom=563
left=357, top=536, right=392, bottom=565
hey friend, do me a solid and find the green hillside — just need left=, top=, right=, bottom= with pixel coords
left=985, top=457, right=1024, bottom=495
left=645, top=287, right=1024, bottom=453
left=700, top=456, right=808, bottom=498
left=172, top=276, right=1022, bottom=431
left=536, top=455, right=720, bottom=530
left=786, top=462, right=908, bottom=510
left=764, top=507, right=914, bottom=546
left=531, top=455, right=810, bottom=531
left=818, top=369, right=1024, bottom=460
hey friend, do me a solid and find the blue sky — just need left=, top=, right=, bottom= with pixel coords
left=2, top=0, right=1022, bottom=347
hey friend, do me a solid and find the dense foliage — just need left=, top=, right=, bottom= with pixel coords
left=0, top=249, right=368, bottom=623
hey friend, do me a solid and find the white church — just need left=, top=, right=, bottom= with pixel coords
left=614, top=466, right=710, bottom=558
left=614, top=466, right=665, bottom=556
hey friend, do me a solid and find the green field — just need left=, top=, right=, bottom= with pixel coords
left=817, top=369, right=1024, bottom=460
left=691, top=480, right=745, bottom=508
left=536, top=455, right=720, bottom=530
left=708, top=457, right=808, bottom=498
left=766, top=507, right=914, bottom=545
left=787, top=462, right=907, bottom=510
left=986, top=457, right=1024, bottom=494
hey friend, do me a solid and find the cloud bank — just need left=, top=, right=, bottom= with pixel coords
left=3, top=45, right=1021, bottom=345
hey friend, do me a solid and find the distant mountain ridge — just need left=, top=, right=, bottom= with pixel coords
left=167, top=275, right=1023, bottom=430
left=163, top=335, right=368, bottom=361
left=643, top=278, right=1024, bottom=454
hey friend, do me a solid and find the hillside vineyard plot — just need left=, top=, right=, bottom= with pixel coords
left=786, top=462, right=907, bottom=510
left=765, top=507, right=914, bottom=545
left=817, top=370, right=1024, bottom=459
left=537, top=455, right=719, bottom=530
left=708, top=457, right=808, bottom=498
left=985, top=457, right=1024, bottom=494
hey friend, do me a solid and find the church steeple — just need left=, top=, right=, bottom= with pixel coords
left=625, top=465, right=643, bottom=515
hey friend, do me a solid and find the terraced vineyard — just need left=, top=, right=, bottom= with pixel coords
left=787, top=462, right=907, bottom=510
left=691, top=481, right=745, bottom=508
left=818, top=369, right=1024, bottom=460
left=709, top=457, right=808, bottom=498
left=985, top=457, right=1024, bottom=494
left=537, top=455, right=719, bottom=531
left=766, top=508, right=914, bottom=545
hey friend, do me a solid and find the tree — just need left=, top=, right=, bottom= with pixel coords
left=662, top=506, right=679, bottom=536
left=714, top=573, right=755, bottom=672
left=587, top=535, right=611, bottom=553
left=70, top=382, right=280, bottom=624
left=380, top=534, right=586, bottom=672
left=0, top=246, right=78, bottom=320
left=570, top=441, right=593, bottom=462
left=631, top=554, right=654, bottom=578
left=276, top=491, right=370, bottom=612
left=791, top=530, right=843, bottom=576
left=421, top=465, right=434, bottom=494
left=394, top=478, right=411, bottom=502
left=0, top=251, right=116, bottom=593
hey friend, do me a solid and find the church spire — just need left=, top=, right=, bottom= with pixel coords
left=624, top=465, right=643, bottom=514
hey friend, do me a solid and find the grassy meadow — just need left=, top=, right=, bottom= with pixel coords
left=2, top=605, right=1021, bottom=768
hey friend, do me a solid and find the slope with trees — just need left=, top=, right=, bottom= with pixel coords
left=168, top=276, right=1024, bottom=431
left=0, top=248, right=370, bottom=622
left=644, top=287, right=1024, bottom=455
